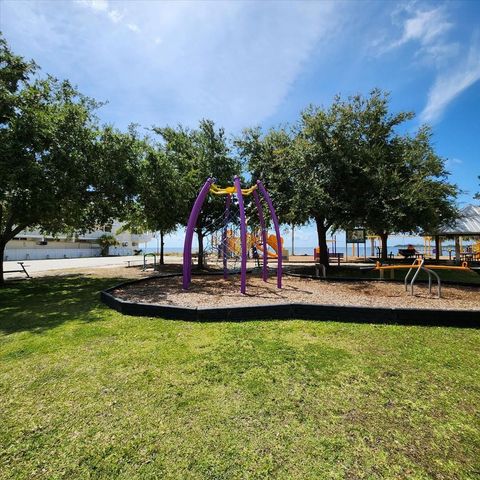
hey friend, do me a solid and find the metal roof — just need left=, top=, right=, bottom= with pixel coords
left=438, top=204, right=480, bottom=235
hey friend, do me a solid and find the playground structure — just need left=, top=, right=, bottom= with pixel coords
left=183, top=177, right=282, bottom=294
left=210, top=230, right=283, bottom=260
left=372, top=258, right=473, bottom=298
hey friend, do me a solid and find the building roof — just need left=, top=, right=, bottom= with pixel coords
left=438, top=204, right=480, bottom=235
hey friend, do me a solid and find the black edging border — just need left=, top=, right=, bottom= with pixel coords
left=100, top=274, right=480, bottom=328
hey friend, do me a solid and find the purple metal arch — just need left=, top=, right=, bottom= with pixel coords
left=182, top=178, right=214, bottom=290
left=257, top=180, right=282, bottom=289
left=234, top=176, right=247, bottom=294
left=222, top=194, right=231, bottom=280
left=253, top=189, right=268, bottom=282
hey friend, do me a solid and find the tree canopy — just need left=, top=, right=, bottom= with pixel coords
left=1, top=36, right=463, bottom=279
left=122, top=142, right=186, bottom=264
left=0, top=36, right=142, bottom=283
left=240, top=90, right=458, bottom=264
left=154, top=119, right=241, bottom=267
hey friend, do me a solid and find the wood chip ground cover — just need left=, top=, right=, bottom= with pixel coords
left=113, top=274, right=480, bottom=311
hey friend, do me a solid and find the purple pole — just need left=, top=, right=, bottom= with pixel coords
left=253, top=189, right=268, bottom=282
left=234, top=176, right=247, bottom=294
left=222, top=194, right=231, bottom=280
left=257, top=180, right=282, bottom=289
left=182, top=178, right=214, bottom=289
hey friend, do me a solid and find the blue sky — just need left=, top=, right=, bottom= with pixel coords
left=1, top=0, right=479, bottom=249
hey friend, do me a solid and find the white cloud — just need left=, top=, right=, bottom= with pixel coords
left=126, top=23, right=140, bottom=33
left=1, top=0, right=341, bottom=131
left=421, top=42, right=480, bottom=123
left=76, top=0, right=108, bottom=13
left=77, top=0, right=126, bottom=28
left=376, top=5, right=457, bottom=67
left=393, top=7, right=452, bottom=47
left=108, top=9, right=123, bottom=24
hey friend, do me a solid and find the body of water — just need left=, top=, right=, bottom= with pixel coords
left=142, top=243, right=465, bottom=257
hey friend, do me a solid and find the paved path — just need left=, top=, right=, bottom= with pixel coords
left=3, top=255, right=183, bottom=278
left=3, top=254, right=375, bottom=279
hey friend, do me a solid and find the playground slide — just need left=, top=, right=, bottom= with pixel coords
left=254, top=234, right=283, bottom=258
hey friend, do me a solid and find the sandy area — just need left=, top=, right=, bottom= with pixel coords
left=112, top=274, right=480, bottom=311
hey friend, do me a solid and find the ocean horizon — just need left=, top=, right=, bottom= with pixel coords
left=144, top=243, right=465, bottom=256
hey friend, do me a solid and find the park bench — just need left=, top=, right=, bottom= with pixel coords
left=4, top=261, right=31, bottom=278
left=329, top=252, right=344, bottom=266
left=125, top=259, right=144, bottom=268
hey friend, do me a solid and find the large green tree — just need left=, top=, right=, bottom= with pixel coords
left=240, top=95, right=372, bottom=266
left=356, top=101, right=458, bottom=260
left=154, top=120, right=240, bottom=268
left=123, top=143, right=185, bottom=265
left=241, top=90, right=458, bottom=265
left=0, top=37, right=140, bottom=284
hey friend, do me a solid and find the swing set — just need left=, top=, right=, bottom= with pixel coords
left=182, top=176, right=282, bottom=294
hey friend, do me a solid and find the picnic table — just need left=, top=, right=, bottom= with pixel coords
left=4, top=261, right=31, bottom=278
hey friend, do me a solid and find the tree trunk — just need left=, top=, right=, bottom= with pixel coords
left=0, top=224, right=29, bottom=286
left=435, top=235, right=440, bottom=263
left=197, top=231, right=204, bottom=269
left=160, top=231, right=165, bottom=265
left=315, top=218, right=329, bottom=267
left=379, top=232, right=389, bottom=261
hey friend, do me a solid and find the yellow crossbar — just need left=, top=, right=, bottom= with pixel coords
left=210, top=184, right=257, bottom=196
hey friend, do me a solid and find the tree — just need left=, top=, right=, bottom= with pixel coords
left=358, top=112, right=458, bottom=260
left=123, top=143, right=185, bottom=265
left=475, top=176, right=479, bottom=201
left=98, top=234, right=119, bottom=256
left=0, top=37, right=140, bottom=284
left=240, top=95, right=371, bottom=267
left=154, top=120, right=240, bottom=268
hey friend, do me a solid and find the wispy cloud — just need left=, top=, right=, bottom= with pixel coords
left=421, top=41, right=480, bottom=123
left=126, top=23, right=140, bottom=33
left=76, top=0, right=125, bottom=27
left=377, top=4, right=457, bottom=66
left=373, top=3, right=479, bottom=124
left=1, top=0, right=341, bottom=131
left=392, top=6, right=452, bottom=48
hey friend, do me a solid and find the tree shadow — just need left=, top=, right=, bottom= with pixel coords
left=0, top=275, right=126, bottom=335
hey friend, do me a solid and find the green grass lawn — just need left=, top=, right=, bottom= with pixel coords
left=1, top=276, right=479, bottom=479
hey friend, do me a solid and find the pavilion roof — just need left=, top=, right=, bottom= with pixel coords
left=438, top=204, right=480, bottom=235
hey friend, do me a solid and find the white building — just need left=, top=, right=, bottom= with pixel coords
left=4, top=222, right=152, bottom=261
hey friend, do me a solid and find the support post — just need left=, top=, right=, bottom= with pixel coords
left=222, top=194, right=231, bottom=280
left=455, top=236, right=461, bottom=265
left=182, top=178, right=214, bottom=289
left=234, top=176, right=247, bottom=294
left=253, top=189, right=268, bottom=282
left=257, top=180, right=282, bottom=289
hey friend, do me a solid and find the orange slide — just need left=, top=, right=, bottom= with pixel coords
left=253, top=234, right=283, bottom=259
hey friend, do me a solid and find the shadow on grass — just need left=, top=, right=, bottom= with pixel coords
left=0, top=275, right=125, bottom=335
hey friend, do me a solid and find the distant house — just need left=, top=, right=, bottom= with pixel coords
left=3, top=221, right=152, bottom=261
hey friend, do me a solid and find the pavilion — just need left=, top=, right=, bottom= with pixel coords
left=434, top=204, right=480, bottom=262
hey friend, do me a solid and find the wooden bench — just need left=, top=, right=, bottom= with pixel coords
left=4, top=261, right=31, bottom=278
left=329, top=252, right=344, bottom=266
left=125, top=260, right=144, bottom=268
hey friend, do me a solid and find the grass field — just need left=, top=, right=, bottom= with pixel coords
left=1, top=275, right=479, bottom=479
